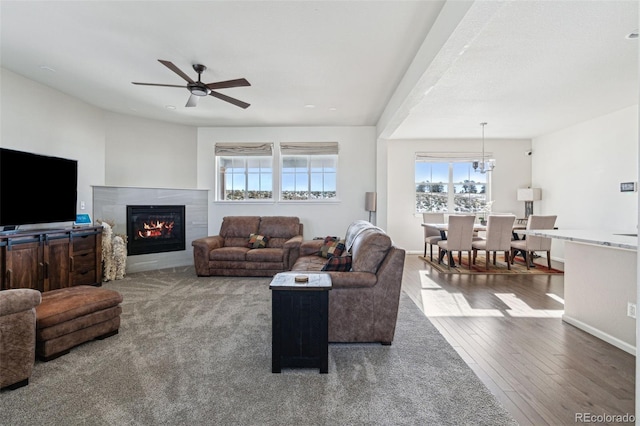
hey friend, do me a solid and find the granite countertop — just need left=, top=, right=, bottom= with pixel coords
left=519, top=229, right=638, bottom=251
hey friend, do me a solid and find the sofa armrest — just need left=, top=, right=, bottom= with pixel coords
left=326, top=271, right=377, bottom=288
left=283, top=235, right=304, bottom=270
left=192, top=236, right=224, bottom=251
left=0, top=289, right=41, bottom=316
left=299, top=239, right=323, bottom=256
left=191, top=236, right=225, bottom=276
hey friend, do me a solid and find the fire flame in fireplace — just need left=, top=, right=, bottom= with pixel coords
left=137, top=220, right=175, bottom=239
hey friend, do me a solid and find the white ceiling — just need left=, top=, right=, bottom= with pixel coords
left=1, top=1, right=638, bottom=140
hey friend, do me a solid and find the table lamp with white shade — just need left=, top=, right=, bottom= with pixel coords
left=517, top=188, right=541, bottom=218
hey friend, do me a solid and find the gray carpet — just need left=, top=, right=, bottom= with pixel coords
left=0, top=267, right=517, bottom=426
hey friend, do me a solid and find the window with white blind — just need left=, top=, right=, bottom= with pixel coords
left=415, top=152, right=491, bottom=213
left=215, top=143, right=273, bottom=201
left=280, top=142, right=338, bottom=201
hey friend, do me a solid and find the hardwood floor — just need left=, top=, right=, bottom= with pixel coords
left=402, top=254, right=635, bottom=426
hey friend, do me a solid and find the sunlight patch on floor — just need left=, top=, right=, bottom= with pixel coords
left=421, top=289, right=504, bottom=317
left=413, top=267, right=564, bottom=319
left=419, top=270, right=442, bottom=289
left=494, top=293, right=564, bottom=318
left=546, top=293, right=565, bottom=305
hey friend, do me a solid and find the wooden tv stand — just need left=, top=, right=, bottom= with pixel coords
left=0, top=225, right=102, bottom=292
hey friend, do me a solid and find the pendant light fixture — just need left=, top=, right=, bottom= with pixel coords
left=472, top=122, right=495, bottom=174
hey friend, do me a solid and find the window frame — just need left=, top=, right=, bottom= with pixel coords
left=214, top=143, right=275, bottom=202
left=279, top=142, right=339, bottom=202
left=416, top=157, right=491, bottom=214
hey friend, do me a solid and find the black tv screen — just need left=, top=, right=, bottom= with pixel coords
left=0, top=148, right=78, bottom=227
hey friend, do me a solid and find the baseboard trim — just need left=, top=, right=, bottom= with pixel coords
left=562, top=314, right=636, bottom=356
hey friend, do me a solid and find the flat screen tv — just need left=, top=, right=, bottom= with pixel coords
left=0, top=148, right=78, bottom=228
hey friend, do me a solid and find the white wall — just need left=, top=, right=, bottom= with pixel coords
left=533, top=105, right=639, bottom=260
left=0, top=68, right=202, bottom=227
left=385, top=137, right=532, bottom=253
left=0, top=69, right=105, bottom=219
left=197, top=126, right=376, bottom=239
left=104, top=112, right=197, bottom=189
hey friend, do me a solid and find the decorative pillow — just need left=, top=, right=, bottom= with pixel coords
left=247, top=234, right=269, bottom=249
left=319, top=236, right=346, bottom=258
left=322, top=255, right=352, bottom=272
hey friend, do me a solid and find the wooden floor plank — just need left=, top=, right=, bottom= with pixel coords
left=402, top=254, right=635, bottom=426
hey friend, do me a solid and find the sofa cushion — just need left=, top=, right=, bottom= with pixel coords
left=210, top=247, right=250, bottom=261
left=258, top=216, right=300, bottom=238
left=322, top=255, right=352, bottom=272
left=257, top=217, right=301, bottom=249
left=220, top=216, right=260, bottom=239
left=247, top=234, right=269, bottom=249
left=320, top=236, right=345, bottom=258
left=246, top=248, right=284, bottom=263
left=290, top=254, right=327, bottom=271
left=351, top=228, right=392, bottom=273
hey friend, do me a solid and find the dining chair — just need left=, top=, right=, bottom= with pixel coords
left=437, top=214, right=475, bottom=269
left=472, top=215, right=516, bottom=270
left=510, top=215, right=557, bottom=270
left=422, top=212, right=445, bottom=261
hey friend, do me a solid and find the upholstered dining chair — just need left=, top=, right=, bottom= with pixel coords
left=510, top=215, right=557, bottom=270
left=472, top=215, right=516, bottom=270
left=422, top=212, right=445, bottom=261
left=437, top=214, right=476, bottom=270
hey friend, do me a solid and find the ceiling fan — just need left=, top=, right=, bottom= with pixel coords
left=132, top=59, right=251, bottom=109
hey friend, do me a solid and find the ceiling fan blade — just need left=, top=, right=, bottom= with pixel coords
left=132, top=82, right=186, bottom=88
left=185, top=94, right=199, bottom=108
left=209, top=91, right=250, bottom=109
left=206, top=78, right=251, bottom=90
left=158, top=59, right=194, bottom=83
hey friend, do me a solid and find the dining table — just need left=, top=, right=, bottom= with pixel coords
left=421, top=222, right=528, bottom=267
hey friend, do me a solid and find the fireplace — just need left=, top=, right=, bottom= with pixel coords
left=126, top=205, right=186, bottom=256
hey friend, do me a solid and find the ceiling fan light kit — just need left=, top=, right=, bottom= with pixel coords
left=132, top=59, right=251, bottom=109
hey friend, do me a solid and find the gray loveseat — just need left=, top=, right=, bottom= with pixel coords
left=192, top=216, right=303, bottom=277
left=291, top=220, right=405, bottom=345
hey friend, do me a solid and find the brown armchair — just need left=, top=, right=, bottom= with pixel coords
left=0, top=289, right=42, bottom=390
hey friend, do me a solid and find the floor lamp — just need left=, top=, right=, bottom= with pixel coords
left=517, top=188, right=541, bottom=218
left=365, top=192, right=377, bottom=224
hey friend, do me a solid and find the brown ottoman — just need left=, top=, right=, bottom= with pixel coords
left=35, top=285, right=123, bottom=361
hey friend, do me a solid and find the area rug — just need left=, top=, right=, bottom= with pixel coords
left=420, top=253, right=563, bottom=275
left=0, top=267, right=516, bottom=426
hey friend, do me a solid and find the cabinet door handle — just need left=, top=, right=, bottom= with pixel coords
left=70, top=257, right=74, bottom=272
left=44, top=262, right=49, bottom=279
left=6, top=269, right=11, bottom=287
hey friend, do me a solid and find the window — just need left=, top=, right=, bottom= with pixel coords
left=280, top=143, right=338, bottom=201
left=416, top=162, right=449, bottom=212
left=416, top=154, right=490, bottom=213
left=215, top=143, right=273, bottom=200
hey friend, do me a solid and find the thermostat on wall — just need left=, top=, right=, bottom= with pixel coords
left=620, top=182, right=637, bottom=192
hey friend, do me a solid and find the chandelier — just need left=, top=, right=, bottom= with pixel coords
left=472, top=122, right=495, bottom=174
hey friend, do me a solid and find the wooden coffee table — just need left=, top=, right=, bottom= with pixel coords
left=269, top=272, right=332, bottom=374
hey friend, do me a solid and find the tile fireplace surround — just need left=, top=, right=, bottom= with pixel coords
left=93, top=186, right=208, bottom=273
